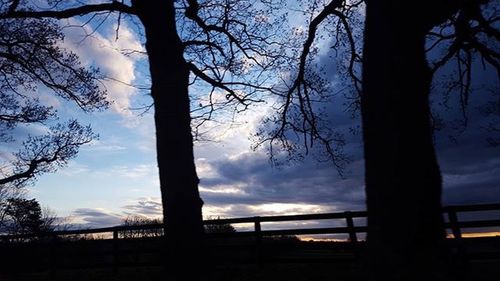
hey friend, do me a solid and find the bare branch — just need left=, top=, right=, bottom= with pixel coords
left=0, top=120, right=95, bottom=188
left=0, top=2, right=135, bottom=19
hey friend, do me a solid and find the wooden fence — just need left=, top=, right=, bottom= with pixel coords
left=3, top=202, right=499, bottom=241
left=1, top=203, right=499, bottom=274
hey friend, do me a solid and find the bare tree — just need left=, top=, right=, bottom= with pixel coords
left=0, top=1, right=289, bottom=279
left=260, top=0, right=498, bottom=280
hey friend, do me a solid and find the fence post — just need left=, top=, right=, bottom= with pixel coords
left=447, top=208, right=468, bottom=263
left=345, top=212, right=358, bottom=243
left=447, top=209, right=462, bottom=240
left=345, top=211, right=359, bottom=259
left=254, top=217, right=262, bottom=265
left=112, top=229, right=118, bottom=276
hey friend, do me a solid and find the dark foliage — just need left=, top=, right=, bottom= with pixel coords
left=0, top=198, right=54, bottom=235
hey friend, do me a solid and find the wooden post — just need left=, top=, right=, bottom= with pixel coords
left=345, top=212, right=358, bottom=243
left=345, top=211, right=359, bottom=259
left=448, top=209, right=462, bottom=239
left=112, top=229, right=118, bottom=276
left=447, top=208, right=469, bottom=276
left=254, top=217, right=262, bottom=265
left=448, top=207, right=467, bottom=263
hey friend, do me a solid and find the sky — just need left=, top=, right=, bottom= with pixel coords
left=1, top=1, right=499, bottom=233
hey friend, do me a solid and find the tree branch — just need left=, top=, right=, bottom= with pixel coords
left=0, top=2, right=135, bottom=19
left=187, top=62, right=246, bottom=105
left=0, top=157, right=49, bottom=186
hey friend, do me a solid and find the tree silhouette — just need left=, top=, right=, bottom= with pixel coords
left=0, top=1, right=287, bottom=279
left=0, top=11, right=105, bottom=200
left=0, top=198, right=55, bottom=236
left=0, top=120, right=96, bottom=187
left=120, top=215, right=163, bottom=239
left=262, top=0, right=498, bottom=280
left=362, top=1, right=497, bottom=279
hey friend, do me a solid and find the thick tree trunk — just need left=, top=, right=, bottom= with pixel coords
left=132, top=1, right=204, bottom=280
left=361, top=2, right=451, bottom=280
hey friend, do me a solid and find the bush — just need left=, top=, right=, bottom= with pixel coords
left=204, top=217, right=236, bottom=234
left=119, top=215, right=163, bottom=238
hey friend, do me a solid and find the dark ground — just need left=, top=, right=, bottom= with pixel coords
left=1, top=237, right=499, bottom=281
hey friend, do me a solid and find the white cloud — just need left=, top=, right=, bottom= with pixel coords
left=196, top=158, right=219, bottom=178
left=193, top=102, right=275, bottom=162
left=104, top=164, right=157, bottom=179
left=60, top=18, right=145, bottom=117
left=59, top=162, right=90, bottom=176
left=199, top=185, right=247, bottom=196
left=39, top=91, right=62, bottom=108
left=247, top=203, right=335, bottom=215
left=83, top=139, right=127, bottom=152
left=0, top=150, right=15, bottom=163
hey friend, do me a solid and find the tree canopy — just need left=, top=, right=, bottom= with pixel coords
left=0, top=197, right=55, bottom=235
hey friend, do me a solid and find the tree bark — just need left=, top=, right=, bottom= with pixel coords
left=132, top=1, right=204, bottom=280
left=361, top=1, right=452, bottom=280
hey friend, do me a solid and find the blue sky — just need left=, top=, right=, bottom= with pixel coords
left=1, top=1, right=499, bottom=230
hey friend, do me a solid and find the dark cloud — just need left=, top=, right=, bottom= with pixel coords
left=198, top=35, right=499, bottom=221
left=200, top=151, right=366, bottom=214
left=72, top=208, right=122, bottom=228
left=432, top=63, right=500, bottom=206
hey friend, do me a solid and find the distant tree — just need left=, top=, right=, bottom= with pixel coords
left=267, top=234, right=300, bottom=243
left=120, top=215, right=163, bottom=239
left=0, top=198, right=56, bottom=236
left=204, top=217, right=236, bottom=234
left=0, top=2, right=288, bottom=280
left=119, top=215, right=238, bottom=237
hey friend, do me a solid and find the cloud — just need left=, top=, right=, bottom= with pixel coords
left=193, top=31, right=499, bottom=220
left=59, top=162, right=90, bottom=176
left=0, top=150, right=15, bottom=163
left=67, top=198, right=163, bottom=228
left=83, top=139, right=127, bottom=152
left=122, top=197, right=163, bottom=217
left=198, top=150, right=366, bottom=216
left=193, top=102, right=275, bottom=160
left=70, top=208, right=123, bottom=228
left=38, top=91, right=62, bottom=108
left=440, top=144, right=500, bottom=205
left=60, top=18, right=145, bottom=117
left=102, top=164, right=157, bottom=179
left=50, top=16, right=499, bottom=230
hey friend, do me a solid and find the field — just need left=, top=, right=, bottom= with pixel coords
left=1, top=236, right=499, bottom=281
